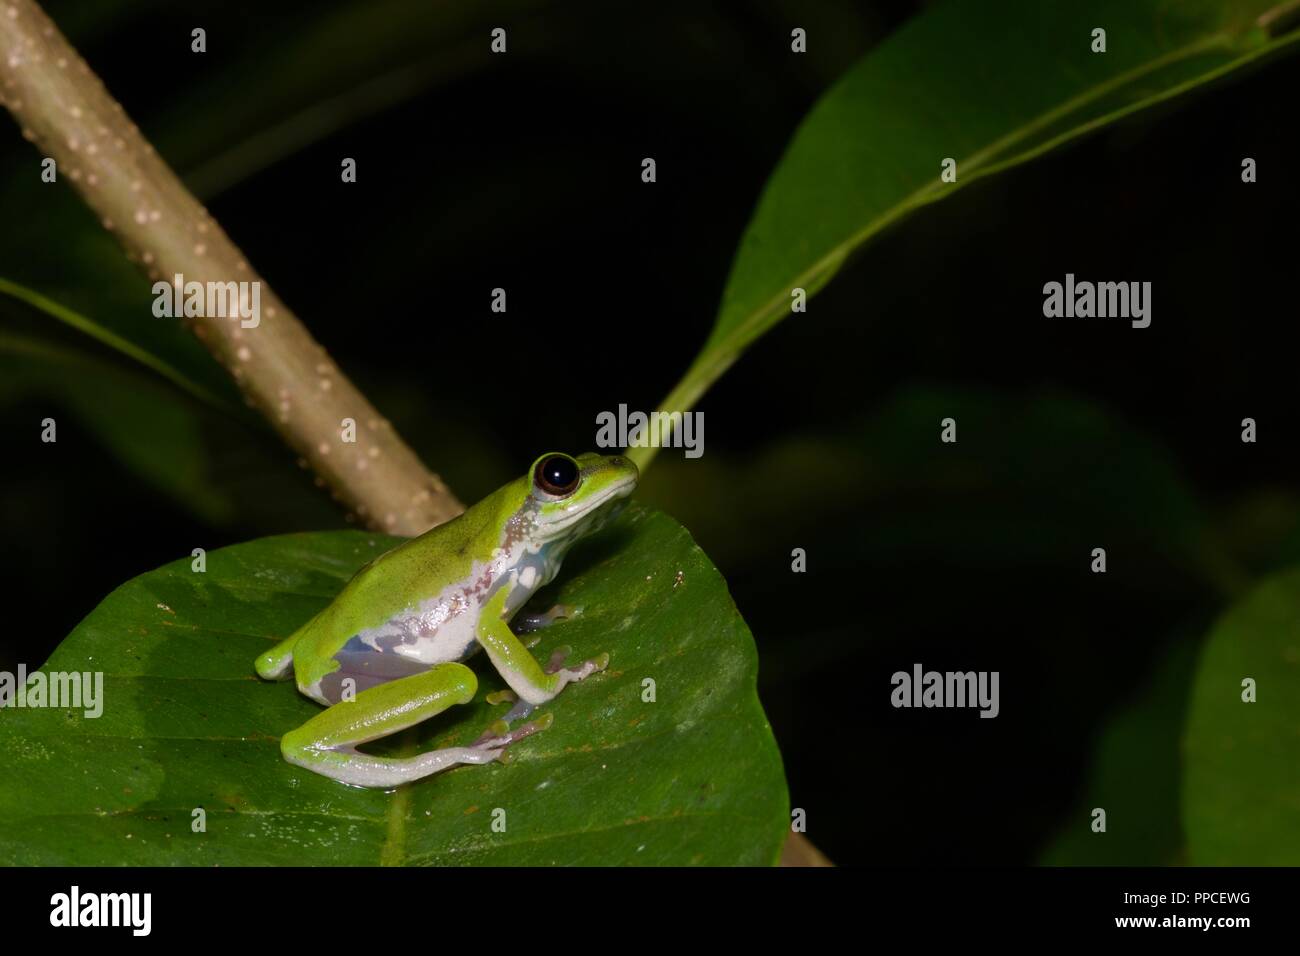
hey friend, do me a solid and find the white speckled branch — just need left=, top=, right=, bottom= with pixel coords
left=0, top=0, right=463, bottom=533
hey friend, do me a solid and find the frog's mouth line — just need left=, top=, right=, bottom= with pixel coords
left=540, top=478, right=637, bottom=536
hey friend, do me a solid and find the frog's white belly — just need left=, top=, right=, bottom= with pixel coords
left=353, top=595, right=482, bottom=665
left=347, top=540, right=551, bottom=669
left=351, top=549, right=531, bottom=666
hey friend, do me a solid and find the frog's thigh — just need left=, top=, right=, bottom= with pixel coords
left=280, top=662, right=489, bottom=789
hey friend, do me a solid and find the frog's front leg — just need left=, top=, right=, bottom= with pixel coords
left=280, top=662, right=544, bottom=789
left=477, top=589, right=608, bottom=707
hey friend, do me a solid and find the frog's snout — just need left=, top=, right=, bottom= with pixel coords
left=608, top=454, right=639, bottom=485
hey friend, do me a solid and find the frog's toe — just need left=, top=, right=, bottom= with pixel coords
left=544, top=645, right=573, bottom=674
left=556, top=651, right=610, bottom=684
left=485, top=687, right=536, bottom=723
left=469, top=711, right=553, bottom=758
left=502, top=696, right=534, bottom=723
left=512, top=603, right=582, bottom=637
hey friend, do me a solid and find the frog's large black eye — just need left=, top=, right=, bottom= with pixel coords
left=534, top=454, right=580, bottom=497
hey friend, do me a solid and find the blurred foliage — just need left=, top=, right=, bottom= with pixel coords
left=0, top=332, right=236, bottom=525
left=641, top=385, right=1242, bottom=862
left=1183, top=570, right=1300, bottom=864
left=1038, top=635, right=1199, bottom=865
left=643, top=385, right=1219, bottom=587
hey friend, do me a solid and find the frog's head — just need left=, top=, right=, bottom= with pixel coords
left=529, top=451, right=638, bottom=539
left=504, top=452, right=638, bottom=556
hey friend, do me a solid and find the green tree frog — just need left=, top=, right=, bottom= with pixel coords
left=253, top=452, right=638, bottom=788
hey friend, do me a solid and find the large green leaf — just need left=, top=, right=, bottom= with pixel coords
left=630, top=0, right=1300, bottom=469
left=1183, top=568, right=1300, bottom=864
left=0, top=505, right=788, bottom=865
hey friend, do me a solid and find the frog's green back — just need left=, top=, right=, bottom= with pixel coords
left=267, top=482, right=521, bottom=688
left=309, top=479, right=525, bottom=650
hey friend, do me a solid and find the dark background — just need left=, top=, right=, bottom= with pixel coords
left=2, top=0, right=1298, bottom=865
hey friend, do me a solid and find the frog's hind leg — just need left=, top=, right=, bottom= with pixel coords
left=279, top=662, right=546, bottom=789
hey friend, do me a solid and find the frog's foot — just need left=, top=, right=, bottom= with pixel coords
left=468, top=712, right=554, bottom=763
left=544, top=645, right=609, bottom=681
left=476, top=614, right=609, bottom=708
left=487, top=689, right=538, bottom=724
left=483, top=645, right=611, bottom=719
left=544, top=646, right=572, bottom=674
left=512, top=603, right=583, bottom=639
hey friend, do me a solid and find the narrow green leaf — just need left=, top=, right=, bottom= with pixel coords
left=0, top=327, right=239, bottom=526
left=0, top=276, right=234, bottom=414
left=631, top=0, right=1300, bottom=470
left=1183, top=568, right=1300, bottom=864
left=0, top=507, right=788, bottom=865
left=155, top=0, right=547, bottom=198
left=0, top=277, right=254, bottom=522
